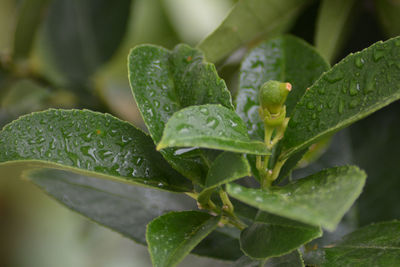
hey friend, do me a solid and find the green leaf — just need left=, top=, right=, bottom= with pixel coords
left=25, top=168, right=194, bottom=244
left=193, top=229, right=242, bottom=261
left=206, top=152, right=251, bottom=188
left=129, top=44, right=233, bottom=183
left=233, top=250, right=305, bottom=267
left=38, top=0, right=132, bottom=84
left=198, top=151, right=251, bottom=204
left=12, top=0, right=50, bottom=60
left=281, top=36, right=400, bottom=159
left=227, top=166, right=366, bottom=231
left=315, top=0, right=357, bottom=63
left=375, top=0, right=400, bottom=38
left=240, top=212, right=321, bottom=259
left=157, top=104, right=270, bottom=155
left=0, top=109, right=191, bottom=192
left=350, top=103, right=400, bottom=225
left=321, top=221, right=400, bottom=266
left=236, top=35, right=329, bottom=141
left=197, top=0, right=312, bottom=63
left=146, top=211, right=220, bottom=267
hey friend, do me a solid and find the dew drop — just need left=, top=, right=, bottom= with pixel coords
left=349, top=81, right=360, bottom=96
left=177, top=124, right=192, bottom=134
left=153, top=100, right=160, bottom=108
left=349, top=99, right=359, bottom=108
left=324, top=69, right=343, bottom=83
left=146, top=108, right=154, bottom=118
left=163, top=105, right=171, bottom=112
left=338, top=100, right=344, bottom=114
left=206, top=117, right=219, bottom=129
left=354, top=56, right=364, bottom=68
left=365, top=76, right=376, bottom=94
left=373, top=48, right=385, bottom=62
left=306, top=102, right=315, bottom=110
left=229, top=120, right=238, bottom=127
left=200, top=107, right=209, bottom=115
left=312, top=113, right=317, bottom=120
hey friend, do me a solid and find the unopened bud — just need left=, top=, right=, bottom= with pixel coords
left=259, top=80, right=291, bottom=114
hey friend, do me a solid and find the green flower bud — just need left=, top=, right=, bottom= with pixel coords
left=259, top=80, right=292, bottom=114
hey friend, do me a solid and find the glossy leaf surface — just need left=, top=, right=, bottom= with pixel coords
left=129, top=44, right=233, bottom=183
left=233, top=250, right=304, bottom=267
left=197, top=0, right=312, bottom=63
left=147, top=211, right=219, bottom=267
left=315, top=0, right=357, bottom=63
left=240, top=212, right=321, bottom=259
left=322, top=221, right=400, bottom=266
left=281, top=36, right=400, bottom=159
left=236, top=35, right=329, bottom=140
left=26, top=168, right=194, bottom=244
left=157, top=104, right=270, bottom=155
left=0, top=109, right=191, bottom=191
left=227, top=166, right=366, bottom=231
left=198, top=151, right=251, bottom=204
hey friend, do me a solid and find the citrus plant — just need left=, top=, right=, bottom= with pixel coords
left=1, top=33, right=400, bottom=266
left=2, top=0, right=400, bottom=266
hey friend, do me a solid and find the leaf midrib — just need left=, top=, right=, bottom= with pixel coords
left=282, top=91, right=400, bottom=159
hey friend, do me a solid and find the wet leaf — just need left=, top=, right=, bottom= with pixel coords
left=129, top=44, right=233, bottom=183
left=236, top=35, right=329, bottom=141
left=0, top=109, right=191, bottom=192
left=281, top=36, right=400, bottom=159
left=157, top=104, right=270, bottom=155
left=146, top=211, right=220, bottom=267
left=227, top=166, right=366, bottom=231
left=240, top=212, right=321, bottom=259
left=197, top=0, right=312, bottom=63
left=320, top=221, right=400, bottom=266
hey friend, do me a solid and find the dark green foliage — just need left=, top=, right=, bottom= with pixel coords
left=1, top=2, right=400, bottom=266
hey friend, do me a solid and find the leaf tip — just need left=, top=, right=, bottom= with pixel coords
left=156, top=142, right=167, bottom=151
